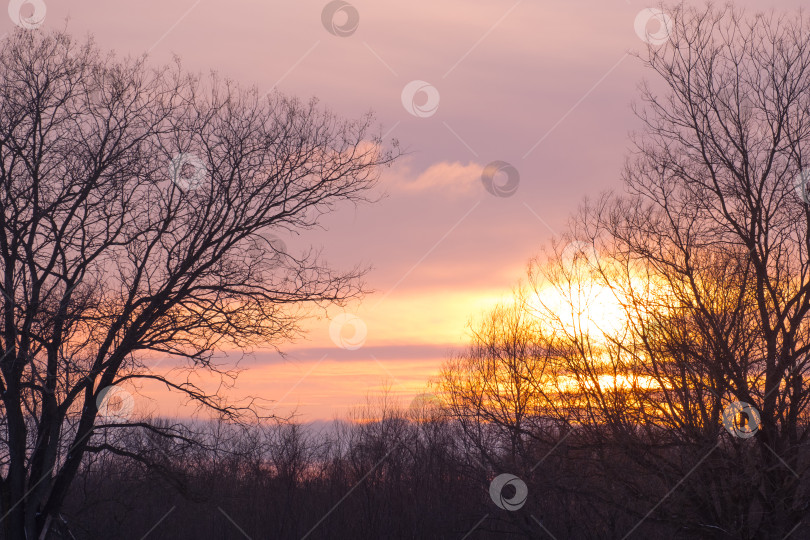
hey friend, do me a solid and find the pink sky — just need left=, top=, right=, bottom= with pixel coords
left=4, top=0, right=801, bottom=421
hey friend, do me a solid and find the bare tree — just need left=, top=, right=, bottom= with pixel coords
left=0, top=28, right=397, bottom=538
left=435, top=4, right=810, bottom=538
left=527, top=4, right=810, bottom=537
left=439, top=288, right=559, bottom=464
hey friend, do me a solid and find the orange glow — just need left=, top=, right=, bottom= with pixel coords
left=135, top=288, right=508, bottom=421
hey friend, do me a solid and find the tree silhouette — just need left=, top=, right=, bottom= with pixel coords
left=442, top=4, right=810, bottom=538
left=0, top=29, right=396, bottom=538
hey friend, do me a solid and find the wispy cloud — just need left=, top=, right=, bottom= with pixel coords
left=390, top=160, right=484, bottom=197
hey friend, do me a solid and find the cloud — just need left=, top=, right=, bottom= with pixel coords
left=390, top=160, right=484, bottom=196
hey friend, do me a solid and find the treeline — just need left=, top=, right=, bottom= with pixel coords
left=54, top=390, right=808, bottom=540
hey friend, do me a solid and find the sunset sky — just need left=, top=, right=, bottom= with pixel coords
left=4, top=0, right=799, bottom=422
